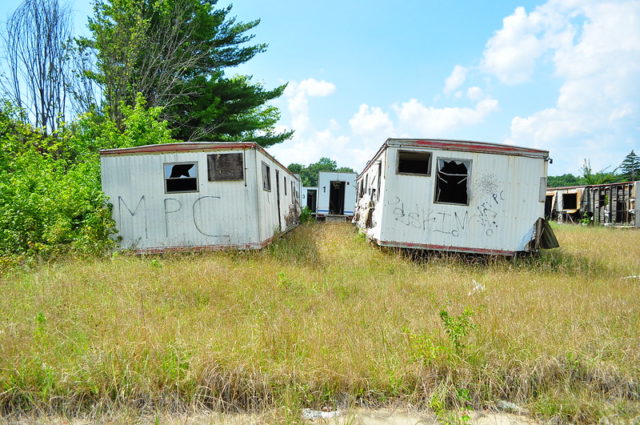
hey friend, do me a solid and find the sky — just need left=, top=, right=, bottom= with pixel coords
left=1, top=0, right=639, bottom=176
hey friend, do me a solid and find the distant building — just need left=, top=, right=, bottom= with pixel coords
left=316, top=172, right=357, bottom=220
left=546, top=181, right=639, bottom=226
left=354, top=138, right=558, bottom=255
left=100, top=142, right=300, bottom=253
left=301, top=187, right=318, bottom=213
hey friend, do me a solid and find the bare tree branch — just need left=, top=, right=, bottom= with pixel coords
left=1, top=0, right=72, bottom=133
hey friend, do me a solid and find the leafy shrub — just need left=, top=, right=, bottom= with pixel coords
left=299, top=206, right=314, bottom=223
left=0, top=95, right=176, bottom=258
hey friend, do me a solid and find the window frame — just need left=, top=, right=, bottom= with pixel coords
left=261, top=161, right=271, bottom=192
left=396, top=150, right=432, bottom=176
left=207, top=153, right=244, bottom=182
left=164, top=161, right=199, bottom=194
left=433, top=157, right=472, bottom=206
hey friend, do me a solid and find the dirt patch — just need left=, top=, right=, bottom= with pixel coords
left=1, top=409, right=541, bottom=424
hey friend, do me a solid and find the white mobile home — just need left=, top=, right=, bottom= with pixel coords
left=301, top=187, right=318, bottom=213
left=316, top=172, right=357, bottom=219
left=354, top=138, right=558, bottom=255
left=100, top=142, right=300, bottom=253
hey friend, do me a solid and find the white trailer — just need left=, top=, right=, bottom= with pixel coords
left=354, top=138, right=558, bottom=255
left=100, top=142, right=300, bottom=253
left=316, top=172, right=357, bottom=219
left=301, top=187, right=318, bottom=213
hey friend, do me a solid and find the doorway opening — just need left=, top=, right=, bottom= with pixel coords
left=306, top=189, right=317, bottom=212
left=329, top=181, right=345, bottom=215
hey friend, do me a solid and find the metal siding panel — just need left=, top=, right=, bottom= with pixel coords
left=255, top=151, right=300, bottom=242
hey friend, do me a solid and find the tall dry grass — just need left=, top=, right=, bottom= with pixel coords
left=0, top=223, right=639, bottom=423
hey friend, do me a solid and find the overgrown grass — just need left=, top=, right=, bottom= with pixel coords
left=1, top=223, right=639, bottom=423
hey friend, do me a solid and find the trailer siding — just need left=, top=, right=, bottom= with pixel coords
left=100, top=142, right=299, bottom=252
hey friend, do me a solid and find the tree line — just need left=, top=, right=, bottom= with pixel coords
left=548, top=152, right=640, bottom=187
left=0, top=0, right=292, bottom=259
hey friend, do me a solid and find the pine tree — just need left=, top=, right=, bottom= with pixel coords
left=619, top=150, right=639, bottom=181
left=84, top=0, right=291, bottom=147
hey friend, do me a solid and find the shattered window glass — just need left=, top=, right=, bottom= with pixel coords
left=434, top=159, right=471, bottom=205
left=164, top=162, right=198, bottom=193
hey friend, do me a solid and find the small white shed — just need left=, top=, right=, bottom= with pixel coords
left=354, top=138, right=558, bottom=255
left=316, top=172, right=357, bottom=219
left=100, top=142, right=300, bottom=253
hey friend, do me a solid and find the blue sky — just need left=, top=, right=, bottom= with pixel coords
left=1, top=0, right=638, bottom=175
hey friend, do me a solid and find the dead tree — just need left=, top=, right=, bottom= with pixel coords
left=2, top=0, right=71, bottom=133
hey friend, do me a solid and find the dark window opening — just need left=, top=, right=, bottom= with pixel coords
left=207, top=153, right=243, bottom=181
left=262, top=162, right=271, bottom=191
left=398, top=150, right=431, bottom=175
left=165, top=163, right=198, bottom=193
left=434, top=159, right=470, bottom=205
left=562, top=193, right=577, bottom=210
left=284, top=177, right=287, bottom=195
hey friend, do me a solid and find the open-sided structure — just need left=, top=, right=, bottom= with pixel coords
left=546, top=181, right=639, bottom=226
left=354, top=138, right=558, bottom=255
left=100, top=142, right=300, bottom=252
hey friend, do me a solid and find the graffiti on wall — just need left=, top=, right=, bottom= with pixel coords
left=387, top=173, right=505, bottom=238
left=117, top=195, right=230, bottom=240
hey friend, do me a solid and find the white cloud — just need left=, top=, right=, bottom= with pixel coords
left=467, top=86, right=484, bottom=101
left=504, top=0, right=640, bottom=172
left=284, top=78, right=336, bottom=133
left=393, top=97, right=499, bottom=136
left=349, top=104, right=395, bottom=139
left=481, top=2, right=575, bottom=84
left=443, top=65, right=468, bottom=94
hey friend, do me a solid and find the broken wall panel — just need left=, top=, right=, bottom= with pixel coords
left=546, top=181, right=639, bottom=226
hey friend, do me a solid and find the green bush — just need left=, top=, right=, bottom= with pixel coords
left=0, top=95, right=176, bottom=258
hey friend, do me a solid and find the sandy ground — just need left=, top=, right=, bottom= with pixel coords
left=1, top=408, right=541, bottom=424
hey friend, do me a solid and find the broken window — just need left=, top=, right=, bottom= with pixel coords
left=207, top=153, right=243, bottom=181
left=262, top=161, right=271, bottom=191
left=562, top=193, right=577, bottom=210
left=398, top=150, right=431, bottom=175
left=434, top=159, right=471, bottom=205
left=164, top=162, right=198, bottom=193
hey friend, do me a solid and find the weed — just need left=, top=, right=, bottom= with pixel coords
left=439, top=308, right=476, bottom=355
left=299, top=207, right=315, bottom=224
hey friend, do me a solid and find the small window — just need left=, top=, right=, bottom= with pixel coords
left=262, top=161, right=271, bottom=191
left=207, top=153, right=243, bottom=181
left=398, top=150, right=431, bottom=175
left=434, top=158, right=471, bottom=205
left=164, top=162, right=198, bottom=193
left=284, top=177, right=287, bottom=195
